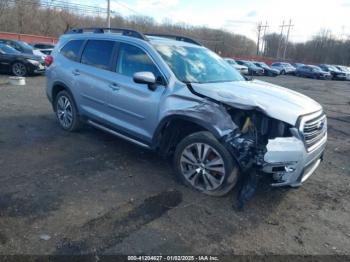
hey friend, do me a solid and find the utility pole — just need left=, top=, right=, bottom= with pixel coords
left=261, top=21, right=269, bottom=56
left=277, top=20, right=285, bottom=58
left=256, top=22, right=262, bottom=56
left=282, top=19, right=294, bottom=59
left=107, top=0, right=110, bottom=28
left=256, top=22, right=269, bottom=56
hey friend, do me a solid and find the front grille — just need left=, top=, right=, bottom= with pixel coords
left=302, top=113, right=327, bottom=151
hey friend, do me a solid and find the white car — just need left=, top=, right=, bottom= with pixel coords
left=224, top=58, right=249, bottom=75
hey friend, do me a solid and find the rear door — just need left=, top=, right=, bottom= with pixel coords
left=75, top=39, right=118, bottom=122
left=0, top=48, right=11, bottom=72
left=105, top=42, right=166, bottom=143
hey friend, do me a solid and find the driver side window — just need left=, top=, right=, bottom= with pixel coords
left=116, top=43, right=163, bottom=84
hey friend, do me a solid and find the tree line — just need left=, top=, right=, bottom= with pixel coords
left=0, top=0, right=349, bottom=65
left=262, top=30, right=350, bottom=65
left=0, top=0, right=256, bottom=57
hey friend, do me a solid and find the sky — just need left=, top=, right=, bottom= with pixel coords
left=70, top=0, right=350, bottom=43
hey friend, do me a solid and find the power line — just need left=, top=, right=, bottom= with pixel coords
left=8, top=0, right=108, bottom=15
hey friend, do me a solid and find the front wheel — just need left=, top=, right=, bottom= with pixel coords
left=174, top=131, right=239, bottom=196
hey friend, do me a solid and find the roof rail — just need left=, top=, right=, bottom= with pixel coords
left=146, top=33, right=202, bottom=46
left=64, top=27, right=147, bottom=41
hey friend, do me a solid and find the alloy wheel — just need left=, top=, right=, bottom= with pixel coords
left=12, top=63, right=27, bottom=76
left=56, top=95, right=73, bottom=128
left=180, top=143, right=226, bottom=192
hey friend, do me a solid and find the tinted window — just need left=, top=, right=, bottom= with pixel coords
left=37, top=44, right=54, bottom=49
left=61, top=40, right=84, bottom=62
left=81, top=40, right=115, bottom=70
left=0, top=44, right=20, bottom=54
left=117, top=43, right=162, bottom=81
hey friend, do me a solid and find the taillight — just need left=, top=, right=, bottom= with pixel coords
left=45, top=55, right=53, bottom=67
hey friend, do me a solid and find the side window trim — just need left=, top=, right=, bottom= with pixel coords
left=113, top=41, right=168, bottom=86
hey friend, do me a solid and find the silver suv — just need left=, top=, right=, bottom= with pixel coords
left=45, top=28, right=327, bottom=199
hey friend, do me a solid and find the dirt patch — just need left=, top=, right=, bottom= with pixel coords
left=0, top=191, right=61, bottom=217
left=56, top=190, right=183, bottom=254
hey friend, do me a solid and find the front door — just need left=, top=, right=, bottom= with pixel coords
left=106, top=42, right=166, bottom=143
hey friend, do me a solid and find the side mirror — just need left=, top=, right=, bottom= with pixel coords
left=133, top=71, right=157, bottom=90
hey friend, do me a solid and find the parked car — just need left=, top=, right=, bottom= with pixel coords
left=224, top=58, right=249, bottom=75
left=291, top=63, right=305, bottom=68
left=318, top=64, right=346, bottom=80
left=334, top=65, right=350, bottom=80
left=30, top=42, right=55, bottom=55
left=253, top=61, right=280, bottom=76
left=45, top=28, right=327, bottom=201
left=0, top=39, right=46, bottom=59
left=295, top=65, right=331, bottom=79
left=236, top=60, right=264, bottom=75
left=271, top=62, right=296, bottom=75
left=0, top=43, right=45, bottom=76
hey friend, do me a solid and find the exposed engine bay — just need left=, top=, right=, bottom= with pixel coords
left=222, top=106, right=326, bottom=209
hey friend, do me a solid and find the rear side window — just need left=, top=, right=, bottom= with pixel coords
left=60, top=40, right=84, bottom=62
left=116, top=43, right=162, bottom=81
left=81, top=40, right=115, bottom=70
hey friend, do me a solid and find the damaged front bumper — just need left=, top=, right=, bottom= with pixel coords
left=262, top=130, right=327, bottom=187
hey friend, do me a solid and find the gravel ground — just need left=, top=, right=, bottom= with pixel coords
left=0, top=74, right=349, bottom=255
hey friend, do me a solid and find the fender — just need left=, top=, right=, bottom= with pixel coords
left=50, top=81, right=79, bottom=113
left=152, top=100, right=239, bottom=149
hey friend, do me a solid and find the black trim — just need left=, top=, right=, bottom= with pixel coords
left=146, top=33, right=202, bottom=46
left=185, top=83, right=219, bottom=104
left=65, top=28, right=147, bottom=41
left=86, top=116, right=152, bottom=148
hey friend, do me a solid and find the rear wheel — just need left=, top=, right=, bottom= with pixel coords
left=12, top=62, right=27, bottom=76
left=281, top=70, right=286, bottom=75
left=54, top=90, right=81, bottom=132
left=174, top=131, right=239, bottom=196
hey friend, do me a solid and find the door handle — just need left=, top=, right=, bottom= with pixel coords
left=109, top=82, right=120, bottom=91
left=72, top=69, right=80, bottom=76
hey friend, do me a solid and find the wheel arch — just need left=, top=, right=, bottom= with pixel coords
left=51, top=81, right=78, bottom=113
left=152, top=114, right=231, bottom=157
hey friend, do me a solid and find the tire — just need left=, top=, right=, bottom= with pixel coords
left=54, top=90, right=81, bottom=132
left=281, top=70, right=286, bottom=75
left=174, top=131, right=239, bottom=197
left=12, top=62, right=27, bottom=76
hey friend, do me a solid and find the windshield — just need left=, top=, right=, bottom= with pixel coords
left=18, top=41, right=34, bottom=50
left=284, top=63, right=294, bottom=68
left=0, top=44, right=20, bottom=54
left=327, top=65, right=338, bottom=71
left=257, top=62, right=269, bottom=68
left=225, top=58, right=237, bottom=65
left=310, top=66, right=322, bottom=71
left=155, top=44, right=244, bottom=83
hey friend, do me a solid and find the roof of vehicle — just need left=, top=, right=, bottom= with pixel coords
left=61, top=28, right=203, bottom=48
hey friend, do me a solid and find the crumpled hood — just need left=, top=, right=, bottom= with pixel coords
left=191, top=79, right=322, bottom=125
